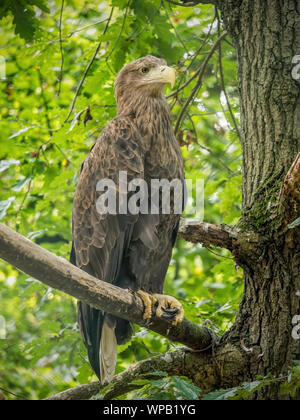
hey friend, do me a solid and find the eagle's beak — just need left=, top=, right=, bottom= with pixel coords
left=159, top=66, right=176, bottom=88
left=147, top=65, right=176, bottom=88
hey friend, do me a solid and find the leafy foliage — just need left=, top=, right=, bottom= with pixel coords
left=0, top=0, right=244, bottom=399
left=0, top=0, right=50, bottom=41
left=281, top=361, right=300, bottom=398
left=129, top=374, right=201, bottom=400
left=95, top=371, right=201, bottom=400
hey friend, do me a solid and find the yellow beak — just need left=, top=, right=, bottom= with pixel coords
left=146, top=65, right=176, bottom=88
left=159, top=66, right=176, bottom=88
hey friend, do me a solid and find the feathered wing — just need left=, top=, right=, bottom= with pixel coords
left=72, top=117, right=148, bottom=382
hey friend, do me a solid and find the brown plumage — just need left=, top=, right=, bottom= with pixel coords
left=71, top=55, right=185, bottom=383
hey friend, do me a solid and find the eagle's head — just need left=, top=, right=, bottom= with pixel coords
left=114, top=55, right=175, bottom=111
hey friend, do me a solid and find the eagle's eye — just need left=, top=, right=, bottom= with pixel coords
left=141, top=67, right=149, bottom=74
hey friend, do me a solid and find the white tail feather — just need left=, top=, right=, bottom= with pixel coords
left=99, top=320, right=117, bottom=384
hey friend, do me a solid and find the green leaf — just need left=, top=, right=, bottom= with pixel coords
left=0, top=159, right=20, bottom=173
left=130, top=379, right=150, bottom=386
left=10, top=0, right=36, bottom=41
left=289, top=217, right=300, bottom=229
left=12, top=176, right=32, bottom=192
left=202, top=388, right=239, bottom=400
left=0, top=197, right=15, bottom=220
left=9, top=126, right=36, bottom=139
left=173, top=376, right=201, bottom=400
left=29, top=0, right=50, bottom=13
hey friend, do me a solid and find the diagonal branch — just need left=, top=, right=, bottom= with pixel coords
left=46, top=342, right=246, bottom=400
left=174, top=31, right=228, bottom=135
left=45, top=349, right=187, bottom=400
left=64, top=8, right=114, bottom=123
left=178, top=219, right=238, bottom=252
left=0, top=223, right=218, bottom=352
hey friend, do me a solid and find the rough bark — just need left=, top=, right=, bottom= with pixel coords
left=178, top=219, right=238, bottom=251
left=219, top=0, right=300, bottom=400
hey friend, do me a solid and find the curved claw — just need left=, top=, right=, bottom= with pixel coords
left=153, top=294, right=184, bottom=326
left=162, top=306, right=179, bottom=315
left=161, top=312, right=177, bottom=320
left=136, top=290, right=184, bottom=326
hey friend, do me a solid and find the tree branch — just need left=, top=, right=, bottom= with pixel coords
left=0, top=223, right=218, bottom=351
left=178, top=219, right=238, bottom=252
left=57, top=0, right=65, bottom=97
left=46, top=342, right=247, bottom=400
left=174, top=31, right=228, bottom=135
left=45, top=349, right=187, bottom=400
left=165, top=0, right=217, bottom=6
left=64, top=8, right=114, bottom=123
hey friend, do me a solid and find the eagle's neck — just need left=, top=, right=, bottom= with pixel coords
left=118, top=93, right=184, bottom=182
left=117, top=94, right=174, bottom=151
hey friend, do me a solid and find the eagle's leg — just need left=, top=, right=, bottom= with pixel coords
left=136, top=290, right=157, bottom=320
left=136, top=290, right=184, bottom=326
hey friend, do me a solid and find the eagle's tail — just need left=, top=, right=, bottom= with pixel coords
left=77, top=301, right=133, bottom=383
left=99, top=316, right=117, bottom=384
left=77, top=303, right=117, bottom=383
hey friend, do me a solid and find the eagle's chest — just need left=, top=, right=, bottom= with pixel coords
left=144, top=130, right=184, bottom=182
left=142, top=128, right=185, bottom=234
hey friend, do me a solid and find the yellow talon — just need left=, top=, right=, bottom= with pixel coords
left=136, top=290, right=184, bottom=325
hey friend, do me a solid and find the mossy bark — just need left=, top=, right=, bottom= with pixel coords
left=219, top=0, right=300, bottom=399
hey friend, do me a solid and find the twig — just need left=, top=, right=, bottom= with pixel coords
left=57, top=0, right=65, bottom=96
left=66, top=19, right=109, bottom=38
left=0, top=386, right=29, bottom=400
left=206, top=247, right=235, bottom=260
left=47, top=19, right=110, bottom=45
left=168, top=54, right=212, bottom=100
left=186, top=112, right=234, bottom=174
left=163, top=0, right=189, bottom=54
left=167, top=12, right=217, bottom=101
left=105, top=1, right=130, bottom=63
left=126, top=6, right=159, bottom=41
left=165, top=0, right=213, bottom=7
left=64, top=8, right=114, bottom=123
left=37, top=69, right=53, bottom=136
left=217, top=20, right=241, bottom=140
left=174, top=32, right=228, bottom=134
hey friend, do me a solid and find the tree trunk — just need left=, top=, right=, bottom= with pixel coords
left=220, top=0, right=300, bottom=399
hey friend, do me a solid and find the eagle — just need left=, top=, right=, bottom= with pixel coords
left=71, top=55, right=185, bottom=384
